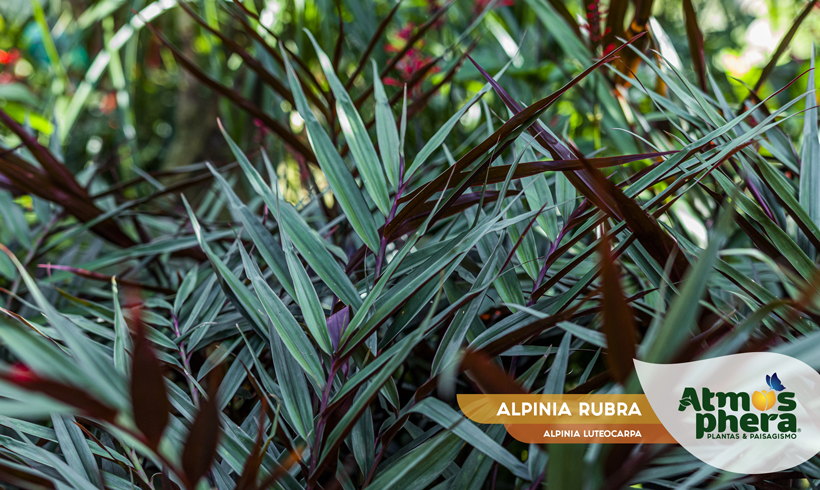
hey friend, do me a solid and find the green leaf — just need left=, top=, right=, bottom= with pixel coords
left=281, top=46, right=381, bottom=251
left=799, top=46, right=819, bottom=258
left=642, top=194, right=735, bottom=363
left=367, top=431, right=464, bottom=490
left=406, top=85, right=492, bottom=180
left=111, top=278, right=131, bottom=376
left=350, top=399, right=375, bottom=477
left=372, top=60, right=401, bottom=191
left=554, top=171, right=576, bottom=225
left=544, top=331, right=571, bottom=394
left=173, top=267, right=199, bottom=317
left=409, top=398, right=529, bottom=480
left=0, top=247, right=127, bottom=410
left=206, top=162, right=296, bottom=300
left=223, top=128, right=362, bottom=309
left=267, top=323, right=315, bottom=442
left=238, top=245, right=325, bottom=387
left=305, top=31, right=391, bottom=215
left=182, top=197, right=271, bottom=342
left=547, top=444, right=585, bottom=490
left=0, top=191, right=31, bottom=249
left=280, top=224, right=333, bottom=354
left=450, top=425, right=506, bottom=490
left=321, top=325, right=424, bottom=467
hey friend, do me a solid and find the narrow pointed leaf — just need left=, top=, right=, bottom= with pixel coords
left=306, top=31, right=391, bottom=215
left=281, top=46, right=380, bottom=251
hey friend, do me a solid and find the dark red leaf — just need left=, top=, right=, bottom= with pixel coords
left=0, top=110, right=84, bottom=199
left=682, top=0, right=707, bottom=91
left=235, top=398, right=266, bottom=490
left=602, top=0, right=629, bottom=47
left=1, top=365, right=117, bottom=422
left=404, top=39, right=479, bottom=120
left=0, top=456, right=56, bottom=490
left=387, top=36, right=645, bottom=239
left=0, top=112, right=136, bottom=249
left=161, top=467, right=180, bottom=490
left=568, top=143, right=690, bottom=285
left=175, top=1, right=301, bottom=113
left=130, top=319, right=170, bottom=450
left=181, top=377, right=221, bottom=488
left=598, top=234, right=637, bottom=384
left=460, top=350, right=526, bottom=395
left=37, top=265, right=174, bottom=295
left=473, top=304, right=583, bottom=358
left=397, top=150, right=676, bottom=205
left=223, top=3, right=330, bottom=109
left=332, top=0, right=344, bottom=72
left=257, top=448, right=305, bottom=490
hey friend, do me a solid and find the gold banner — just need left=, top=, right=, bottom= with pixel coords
left=457, top=394, right=676, bottom=444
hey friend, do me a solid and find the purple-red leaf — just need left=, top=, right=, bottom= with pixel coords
left=130, top=320, right=170, bottom=450
left=235, top=399, right=266, bottom=490
left=682, top=0, right=707, bottom=91
left=460, top=350, right=526, bottom=395
left=397, top=150, right=676, bottom=205
left=598, top=234, right=637, bottom=384
left=569, top=144, right=690, bottom=285
left=0, top=112, right=136, bottom=249
left=1, top=365, right=117, bottom=422
left=0, top=456, right=56, bottom=490
left=473, top=304, right=583, bottom=358
left=181, top=378, right=221, bottom=488
left=38, top=265, right=174, bottom=295
left=387, top=35, right=645, bottom=239
left=327, top=306, right=350, bottom=352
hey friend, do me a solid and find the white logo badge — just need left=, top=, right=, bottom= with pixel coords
left=635, top=353, right=820, bottom=473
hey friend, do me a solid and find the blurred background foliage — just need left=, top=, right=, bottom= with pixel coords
left=1, top=0, right=818, bottom=194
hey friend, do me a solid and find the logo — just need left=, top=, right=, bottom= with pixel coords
left=676, top=373, right=797, bottom=440
left=636, top=353, right=820, bottom=474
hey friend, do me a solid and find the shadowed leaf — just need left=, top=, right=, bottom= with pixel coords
left=598, top=234, right=637, bottom=384
left=682, top=0, right=707, bottom=91
left=181, top=379, right=221, bottom=488
left=130, top=318, right=169, bottom=450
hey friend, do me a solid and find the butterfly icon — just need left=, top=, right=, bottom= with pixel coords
left=766, top=373, right=786, bottom=392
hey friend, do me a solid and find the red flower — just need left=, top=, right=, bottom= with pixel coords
left=391, top=49, right=440, bottom=92
left=383, top=24, right=440, bottom=96
left=581, top=0, right=614, bottom=53
left=474, top=0, right=513, bottom=13
left=385, top=23, right=417, bottom=53
left=0, top=49, right=19, bottom=65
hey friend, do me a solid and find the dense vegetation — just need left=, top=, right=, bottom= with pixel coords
left=1, top=0, right=820, bottom=488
